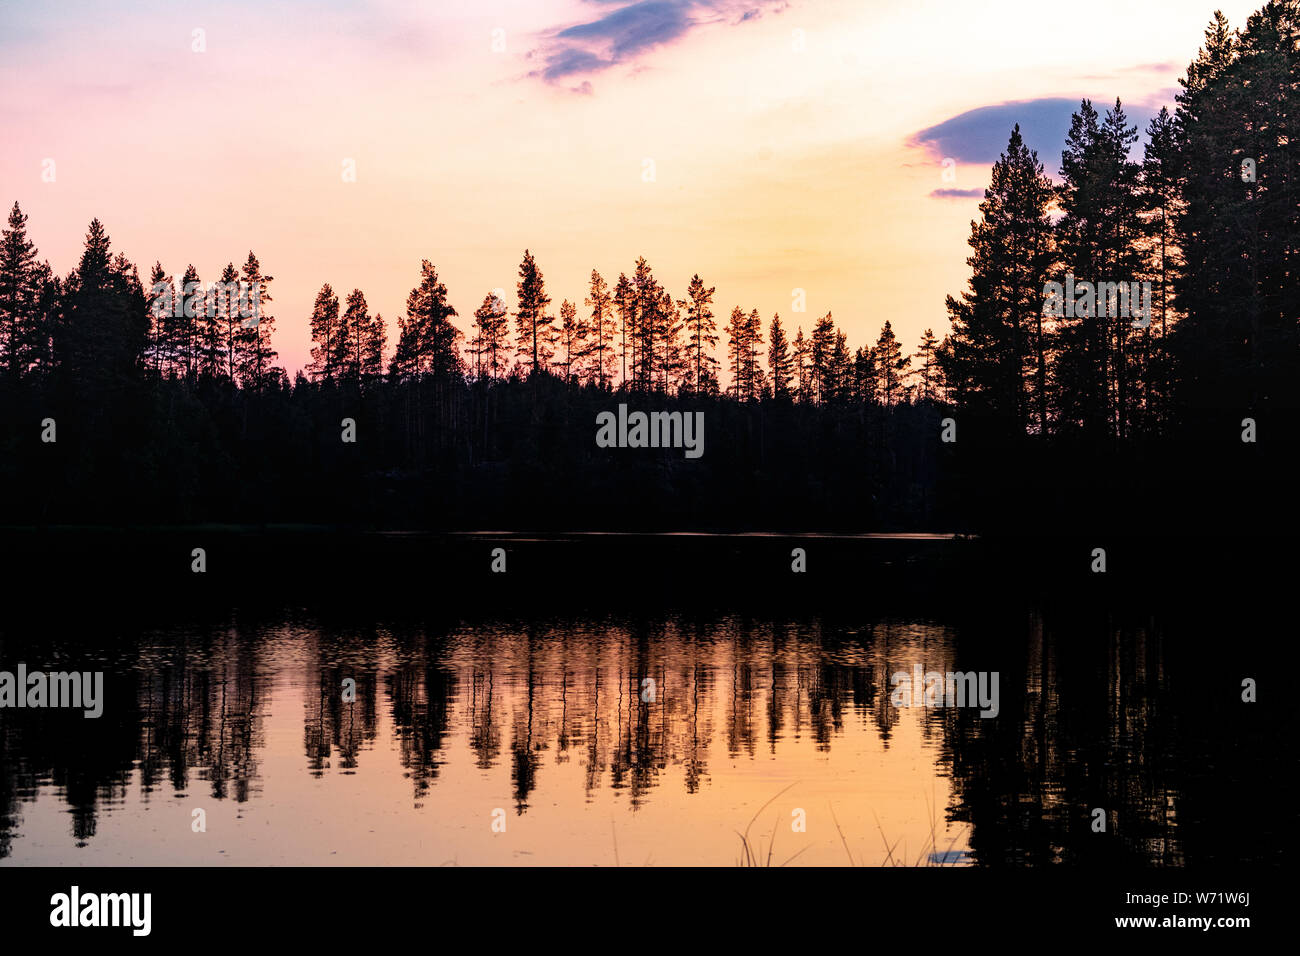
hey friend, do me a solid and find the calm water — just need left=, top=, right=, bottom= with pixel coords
left=0, top=605, right=1277, bottom=866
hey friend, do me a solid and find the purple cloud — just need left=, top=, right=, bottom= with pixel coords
left=910, top=97, right=1160, bottom=169
left=534, top=0, right=786, bottom=88
left=930, top=188, right=984, bottom=199
left=542, top=47, right=613, bottom=82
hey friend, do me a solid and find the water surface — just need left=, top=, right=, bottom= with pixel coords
left=0, top=605, right=1276, bottom=866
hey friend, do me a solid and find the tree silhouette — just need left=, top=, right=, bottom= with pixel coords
left=308, top=283, right=340, bottom=382
left=471, top=290, right=510, bottom=381
left=767, top=313, right=793, bottom=400
left=513, top=249, right=553, bottom=376
left=940, top=125, right=1054, bottom=432
left=584, top=270, right=617, bottom=389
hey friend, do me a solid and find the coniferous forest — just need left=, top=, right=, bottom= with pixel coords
left=0, top=0, right=1296, bottom=909
left=1, top=6, right=1297, bottom=537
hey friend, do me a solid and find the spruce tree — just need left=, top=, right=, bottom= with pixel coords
left=941, top=124, right=1055, bottom=433
left=399, top=260, right=462, bottom=379
left=0, top=202, right=40, bottom=381
left=54, top=219, right=147, bottom=389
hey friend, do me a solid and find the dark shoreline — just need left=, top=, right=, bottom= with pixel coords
left=0, top=525, right=1287, bottom=616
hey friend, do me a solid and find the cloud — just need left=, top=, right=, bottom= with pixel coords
left=533, top=0, right=786, bottom=88
left=910, top=97, right=1161, bottom=169
left=1125, top=61, right=1180, bottom=73
left=542, top=47, right=613, bottom=81
left=929, top=188, right=983, bottom=199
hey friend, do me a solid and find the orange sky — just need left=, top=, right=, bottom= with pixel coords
left=0, top=0, right=1265, bottom=375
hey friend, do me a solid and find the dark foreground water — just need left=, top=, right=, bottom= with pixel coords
left=0, top=592, right=1280, bottom=866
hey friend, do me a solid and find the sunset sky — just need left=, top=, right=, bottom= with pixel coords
left=0, top=0, right=1264, bottom=375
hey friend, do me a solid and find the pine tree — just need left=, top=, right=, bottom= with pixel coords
left=513, top=249, right=553, bottom=375
left=336, top=288, right=371, bottom=384
left=1139, top=107, right=1182, bottom=427
left=472, top=290, right=511, bottom=381
left=196, top=273, right=226, bottom=379
left=235, top=251, right=276, bottom=388
left=583, top=270, right=617, bottom=389
left=725, top=306, right=747, bottom=400
left=1169, top=5, right=1300, bottom=417
left=1052, top=100, right=1145, bottom=437
left=853, top=346, right=877, bottom=403
left=912, top=328, right=941, bottom=401
left=144, top=261, right=172, bottom=376
left=743, top=308, right=765, bottom=402
left=767, top=313, right=793, bottom=400
left=362, top=312, right=386, bottom=383
left=810, top=313, right=836, bottom=404
left=683, top=273, right=718, bottom=395
left=875, top=320, right=908, bottom=405
left=214, top=262, right=240, bottom=382
left=630, top=257, right=660, bottom=392
left=308, top=283, right=341, bottom=382
left=1102, top=99, right=1146, bottom=437
left=558, top=298, right=586, bottom=385
left=659, top=289, right=687, bottom=393
left=390, top=314, right=416, bottom=381
left=612, top=272, right=634, bottom=389
left=792, top=327, right=811, bottom=402
left=176, top=263, right=201, bottom=380
left=828, top=330, right=852, bottom=403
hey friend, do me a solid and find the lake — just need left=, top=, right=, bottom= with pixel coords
left=0, top=586, right=1277, bottom=866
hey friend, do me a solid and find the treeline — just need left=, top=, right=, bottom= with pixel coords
left=0, top=202, right=948, bottom=531
left=940, top=4, right=1299, bottom=439
left=310, top=249, right=939, bottom=407
left=0, top=214, right=938, bottom=404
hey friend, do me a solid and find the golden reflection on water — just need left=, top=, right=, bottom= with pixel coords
left=1, top=616, right=974, bottom=866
